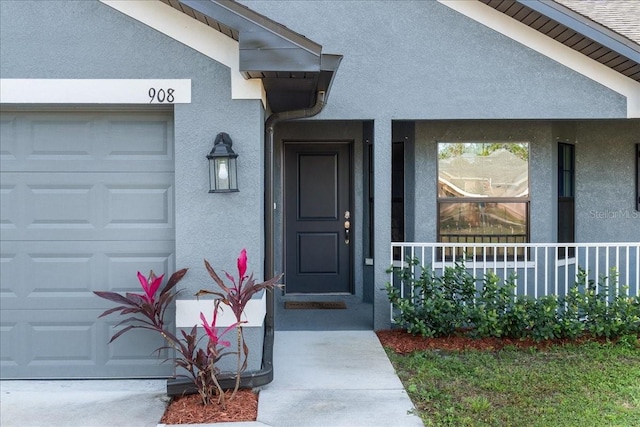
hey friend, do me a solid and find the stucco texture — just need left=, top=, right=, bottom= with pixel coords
left=240, top=0, right=628, bottom=120
left=575, top=120, right=640, bottom=242
left=1, top=0, right=267, bottom=296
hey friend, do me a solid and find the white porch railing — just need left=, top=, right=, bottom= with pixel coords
left=389, top=242, right=640, bottom=322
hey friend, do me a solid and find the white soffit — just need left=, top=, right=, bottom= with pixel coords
left=100, top=0, right=266, bottom=105
left=439, top=0, right=640, bottom=118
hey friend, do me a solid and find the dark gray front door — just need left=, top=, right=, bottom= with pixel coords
left=284, top=143, right=352, bottom=293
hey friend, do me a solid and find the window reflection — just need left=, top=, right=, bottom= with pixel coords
left=438, top=142, right=530, bottom=244
left=439, top=202, right=528, bottom=242
left=438, top=143, right=528, bottom=198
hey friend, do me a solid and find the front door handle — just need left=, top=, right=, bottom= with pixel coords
left=344, top=211, right=350, bottom=245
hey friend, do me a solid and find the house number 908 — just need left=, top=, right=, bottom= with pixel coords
left=148, top=88, right=175, bottom=103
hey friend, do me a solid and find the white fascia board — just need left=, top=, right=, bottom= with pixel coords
left=176, top=292, right=266, bottom=328
left=100, top=0, right=266, bottom=105
left=439, top=0, right=640, bottom=118
left=0, top=79, right=190, bottom=104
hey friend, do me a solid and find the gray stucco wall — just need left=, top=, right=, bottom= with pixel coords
left=241, top=0, right=628, bottom=120
left=576, top=120, right=640, bottom=242
left=1, top=0, right=267, bottom=369
left=0, top=0, right=266, bottom=292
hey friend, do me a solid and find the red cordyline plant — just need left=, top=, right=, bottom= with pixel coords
left=197, top=248, right=283, bottom=397
left=94, top=268, right=240, bottom=407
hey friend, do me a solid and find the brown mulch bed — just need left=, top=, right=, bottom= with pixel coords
left=375, top=329, right=611, bottom=354
left=160, top=389, right=258, bottom=425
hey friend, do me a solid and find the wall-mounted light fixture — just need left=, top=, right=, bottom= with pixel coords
left=207, top=132, right=239, bottom=193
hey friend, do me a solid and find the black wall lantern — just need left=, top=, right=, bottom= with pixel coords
left=207, top=132, right=239, bottom=193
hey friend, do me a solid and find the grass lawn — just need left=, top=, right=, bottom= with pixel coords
left=386, top=341, right=640, bottom=427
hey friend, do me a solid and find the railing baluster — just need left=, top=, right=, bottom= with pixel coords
left=523, top=245, right=528, bottom=297
left=483, top=243, right=487, bottom=278
left=473, top=245, right=477, bottom=280
left=615, top=245, right=620, bottom=298
left=553, top=246, right=559, bottom=295
left=636, top=244, right=640, bottom=297
left=544, top=247, right=549, bottom=298
left=564, top=244, right=569, bottom=298
left=503, top=244, right=507, bottom=285
left=534, top=246, right=538, bottom=299
left=390, top=243, right=394, bottom=324
left=431, top=243, right=436, bottom=272
left=606, top=245, right=610, bottom=295
left=625, top=244, right=630, bottom=295
left=586, top=246, right=590, bottom=293
left=595, top=246, right=600, bottom=295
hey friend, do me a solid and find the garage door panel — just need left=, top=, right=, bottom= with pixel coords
left=0, top=183, right=19, bottom=232
left=31, top=118, right=95, bottom=159
left=0, top=114, right=19, bottom=161
left=106, top=181, right=172, bottom=230
left=106, top=117, right=171, bottom=159
left=0, top=250, right=20, bottom=299
left=28, top=321, right=96, bottom=364
left=1, top=109, right=176, bottom=379
left=0, top=321, right=23, bottom=369
left=1, top=240, right=175, bottom=310
left=1, top=173, right=174, bottom=241
left=0, top=309, right=174, bottom=378
left=0, top=111, right=174, bottom=173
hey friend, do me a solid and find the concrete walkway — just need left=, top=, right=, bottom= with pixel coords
left=1, top=331, right=423, bottom=427
left=256, top=330, right=423, bottom=426
left=0, top=379, right=168, bottom=427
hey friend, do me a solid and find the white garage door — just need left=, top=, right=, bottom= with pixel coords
left=0, top=110, right=176, bottom=378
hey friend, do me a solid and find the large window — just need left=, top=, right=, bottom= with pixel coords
left=438, top=142, right=529, bottom=244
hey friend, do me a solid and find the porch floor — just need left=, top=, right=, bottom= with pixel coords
left=274, top=293, right=373, bottom=330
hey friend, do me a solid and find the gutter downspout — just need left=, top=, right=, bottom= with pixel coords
left=167, top=91, right=327, bottom=396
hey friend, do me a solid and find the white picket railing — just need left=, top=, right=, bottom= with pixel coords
left=389, top=242, right=640, bottom=322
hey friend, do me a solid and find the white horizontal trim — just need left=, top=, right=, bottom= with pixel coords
left=100, top=0, right=265, bottom=104
left=176, top=292, right=266, bottom=328
left=0, top=79, right=191, bottom=104
left=438, top=0, right=640, bottom=118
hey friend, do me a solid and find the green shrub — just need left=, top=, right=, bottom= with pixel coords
left=528, top=295, right=561, bottom=341
left=578, top=268, right=640, bottom=339
left=386, top=260, right=476, bottom=337
left=386, top=260, right=640, bottom=341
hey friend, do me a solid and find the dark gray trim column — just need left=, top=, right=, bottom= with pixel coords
left=373, top=119, right=392, bottom=330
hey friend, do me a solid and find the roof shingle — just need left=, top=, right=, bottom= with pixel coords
left=553, top=0, right=640, bottom=44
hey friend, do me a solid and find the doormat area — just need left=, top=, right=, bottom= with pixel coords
left=284, top=301, right=347, bottom=310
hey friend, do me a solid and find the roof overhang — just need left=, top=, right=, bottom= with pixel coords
left=160, top=0, right=342, bottom=113
left=480, top=0, right=640, bottom=82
